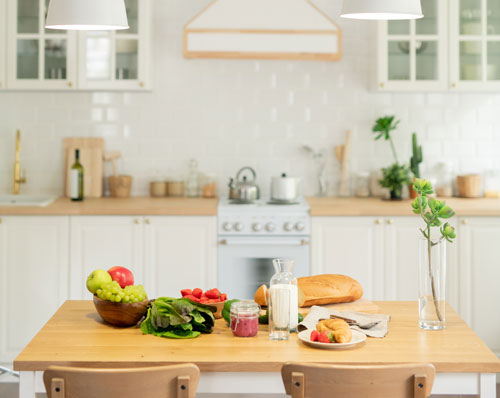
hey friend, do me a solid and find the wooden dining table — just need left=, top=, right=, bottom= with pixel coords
left=14, top=300, right=500, bottom=397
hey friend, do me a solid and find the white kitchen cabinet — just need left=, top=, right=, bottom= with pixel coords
left=378, top=0, right=500, bottom=91
left=77, top=0, right=151, bottom=91
left=312, top=216, right=459, bottom=309
left=69, top=216, right=143, bottom=300
left=0, top=216, right=69, bottom=363
left=6, top=0, right=77, bottom=90
left=377, top=0, right=448, bottom=91
left=449, top=0, right=500, bottom=91
left=457, top=217, right=500, bottom=358
left=0, top=0, right=6, bottom=89
left=143, top=216, right=217, bottom=299
left=312, top=217, right=385, bottom=300
left=69, top=215, right=217, bottom=300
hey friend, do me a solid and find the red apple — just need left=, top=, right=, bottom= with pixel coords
left=107, top=266, right=134, bottom=288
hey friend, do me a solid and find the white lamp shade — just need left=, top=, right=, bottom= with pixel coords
left=341, top=0, right=423, bottom=20
left=45, top=0, right=129, bottom=30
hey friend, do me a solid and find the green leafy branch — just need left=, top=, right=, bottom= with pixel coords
left=372, top=116, right=400, bottom=164
left=411, top=178, right=456, bottom=323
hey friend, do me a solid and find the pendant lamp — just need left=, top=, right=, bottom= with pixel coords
left=341, top=0, right=423, bottom=20
left=45, top=0, right=129, bottom=30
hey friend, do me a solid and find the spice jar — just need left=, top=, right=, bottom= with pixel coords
left=230, top=301, right=260, bottom=337
left=202, top=173, right=217, bottom=198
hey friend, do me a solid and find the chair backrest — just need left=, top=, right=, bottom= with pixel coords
left=43, top=364, right=200, bottom=398
left=282, top=363, right=435, bottom=398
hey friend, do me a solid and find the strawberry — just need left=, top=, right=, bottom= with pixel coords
left=310, top=330, right=320, bottom=342
left=318, top=330, right=331, bottom=344
left=192, top=288, right=203, bottom=298
left=180, top=289, right=192, bottom=297
left=205, top=288, right=220, bottom=300
left=219, top=293, right=227, bottom=302
left=185, top=295, right=200, bottom=302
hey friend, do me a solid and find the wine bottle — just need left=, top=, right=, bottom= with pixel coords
left=70, top=149, right=84, bottom=201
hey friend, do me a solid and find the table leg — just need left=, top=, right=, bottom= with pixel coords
left=479, top=373, right=496, bottom=398
left=19, top=371, right=36, bottom=398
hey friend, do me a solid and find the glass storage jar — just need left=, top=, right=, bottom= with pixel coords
left=230, top=301, right=260, bottom=337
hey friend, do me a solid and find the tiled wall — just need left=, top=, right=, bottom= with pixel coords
left=1, top=0, right=499, bottom=198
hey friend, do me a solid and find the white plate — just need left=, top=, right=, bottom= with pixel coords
left=298, top=329, right=366, bottom=349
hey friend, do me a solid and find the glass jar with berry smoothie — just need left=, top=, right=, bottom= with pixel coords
left=230, top=301, right=260, bottom=337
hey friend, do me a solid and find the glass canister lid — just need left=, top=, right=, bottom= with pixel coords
left=230, top=300, right=260, bottom=315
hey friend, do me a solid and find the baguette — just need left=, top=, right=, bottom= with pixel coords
left=297, top=274, right=363, bottom=307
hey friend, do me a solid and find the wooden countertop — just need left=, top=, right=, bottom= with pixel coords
left=14, top=300, right=500, bottom=373
left=2, top=196, right=500, bottom=217
left=307, top=197, right=500, bottom=217
left=0, top=197, right=218, bottom=216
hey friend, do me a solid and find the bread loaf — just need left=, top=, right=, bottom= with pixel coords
left=297, top=274, right=363, bottom=307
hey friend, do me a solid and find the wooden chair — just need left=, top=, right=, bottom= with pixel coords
left=43, top=364, right=200, bottom=398
left=282, top=363, right=435, bottom=398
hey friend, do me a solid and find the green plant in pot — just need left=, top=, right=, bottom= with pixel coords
left=372, top=116, right=411, bottom=200
left=409, top=132, right=423, bottom=199
left=412, top=179, right=456, bottom=330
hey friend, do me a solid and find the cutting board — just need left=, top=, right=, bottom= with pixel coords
left=63, top=138, right=105, bottom=198
left=299, top=299, right=379, bottom=315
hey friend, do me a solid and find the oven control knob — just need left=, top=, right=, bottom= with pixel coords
left=265, top=222, right=276, bottom=232
left=284, top=222, right=294, bottom=232
left=223, top=222, right=233, bottom=231
left=295, top=222, right=305, bottom=232
left=252, top=223, right=262, bottom=232
left=234, top=222, right=244, bottom=232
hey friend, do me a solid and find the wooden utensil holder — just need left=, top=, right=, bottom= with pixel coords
left=109, top=175, right=132, bottom=198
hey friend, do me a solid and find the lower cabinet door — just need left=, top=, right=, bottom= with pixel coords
left=143, top=216, right=217, bottom=299
left=0, top=216, right=69, bottom=363
left=311, top=217, right=385, bottom=300
left=458, top=217, right=500, bottom=358
left=69, top=216, right=143, bottom=299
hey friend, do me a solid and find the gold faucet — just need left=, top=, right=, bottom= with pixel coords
left=13, top=130, right=26, bottom=194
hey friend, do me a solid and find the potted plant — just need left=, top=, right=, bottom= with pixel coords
left=409, top=132, right=423, bottom=199
left=412, top=179, right=456, bottom=330
left=372, top=116, right=411, bottom=200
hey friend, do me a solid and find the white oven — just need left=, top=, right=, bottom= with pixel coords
left=217, top=199, right=311, bottom=300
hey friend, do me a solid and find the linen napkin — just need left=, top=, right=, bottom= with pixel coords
left=297, top=306, right=391, bottom=338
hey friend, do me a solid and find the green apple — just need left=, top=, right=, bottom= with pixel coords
left=86, top=269, right=112, bottom=294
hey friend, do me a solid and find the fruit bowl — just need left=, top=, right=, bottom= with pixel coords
left=210, top=300, right=225, bottom=319
left=93, top=295, right=149, bottom=327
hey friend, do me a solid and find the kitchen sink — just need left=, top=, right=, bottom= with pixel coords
left=0, top=195, right=56, bottom=207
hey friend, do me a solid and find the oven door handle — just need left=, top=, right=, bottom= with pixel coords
left=219, top=238, right=309, bottom=246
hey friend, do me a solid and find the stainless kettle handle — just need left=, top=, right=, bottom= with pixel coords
left=236, top=167, right=257, bottom=183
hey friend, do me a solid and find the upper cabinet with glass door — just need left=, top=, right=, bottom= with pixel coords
left=377, top=0, right=448, bottom=91
left=78, top=0, right=151, bottom=91
left=449, top=0, right=500, bottom=90
left=6, top=0, right=77, bottom=89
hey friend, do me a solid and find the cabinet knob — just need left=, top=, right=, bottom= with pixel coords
left=461, top=219, right=468, bottom=225
left=134, top=218, right=141, bottom=224
left=139, top=82, right=145, bottom=88
left=375, top=219, right=383, bottom=225
left=0, top=217, right=2, bottom=224
left=379, top=82, right=385, bottom=88
left=145, top=219, right=151, bottom=225
left=451, top=82, right=457, bottom=88
left=67, top=82, right=73, bottom=87
left=387, top=219, right=393, bottom=225
left=219, top=239, right=228, bottom=245
left=0, top=82, right=2, bottom=88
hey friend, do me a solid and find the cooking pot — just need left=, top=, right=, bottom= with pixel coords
left=271, top=173, right=300, bottom=201
left=228, top=167, right=260, bottom=202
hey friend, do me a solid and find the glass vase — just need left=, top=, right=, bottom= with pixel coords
left=418, top=237, right=446, bottom=330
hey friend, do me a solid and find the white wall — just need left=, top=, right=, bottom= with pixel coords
left=0, top=0, right=499, bottom=198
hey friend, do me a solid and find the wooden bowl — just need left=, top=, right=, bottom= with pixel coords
left=93, top=295, right=148, bottom=327
left=211, top=301, right=225, bottom=319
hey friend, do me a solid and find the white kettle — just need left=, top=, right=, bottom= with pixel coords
left=271, top=173, right=300, bottom=201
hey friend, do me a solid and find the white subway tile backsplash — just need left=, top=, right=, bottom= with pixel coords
left=0, top=0, right=499, bottom=197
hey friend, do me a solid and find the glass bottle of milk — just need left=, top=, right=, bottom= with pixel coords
left=268, top=259, right=298, bottom=340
